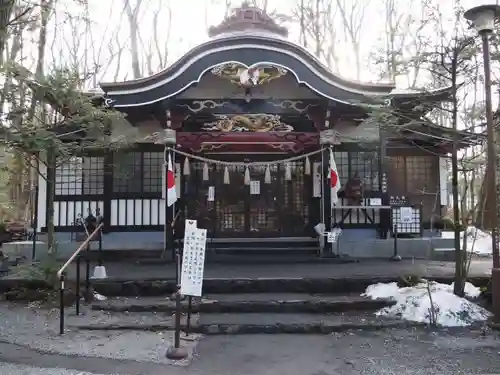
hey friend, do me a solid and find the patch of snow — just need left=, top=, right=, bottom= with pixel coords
left=362, top=281, right=490, bottom=327
left=441, top=226, right=493, bottom=256
left=93, top=292, right=107, bottom=301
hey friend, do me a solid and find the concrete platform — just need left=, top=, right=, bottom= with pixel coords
left=0, top=259, right=492, bottom=298
left=77, top=259, right=492, bottom=281
left=6, top=232, right=456, bottom=260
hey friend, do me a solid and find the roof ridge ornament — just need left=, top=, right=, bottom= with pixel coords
left=211, top=62, right=287, bottom=87
left=208, top=2, right=288, bottom=39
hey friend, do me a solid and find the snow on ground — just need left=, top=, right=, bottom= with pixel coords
left=441, top=226, right=493, bottom=256
left=362, top=280, right=491, bottom=327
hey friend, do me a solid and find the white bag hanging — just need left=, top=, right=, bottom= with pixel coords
left=183, top=157, right=190, bottom=176
left=223, top=165, right=230, bottom=185
left=285, top=163, right=292, bottom=181
left=304, top=156, right=311, bottom=176
left=202, top=162, right=209, bottom=181
left=264, top=165, right=271, bottom=184
left=244, top=166, right=250, bottom=185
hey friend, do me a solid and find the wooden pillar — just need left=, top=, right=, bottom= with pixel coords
left=103, top=152, right=113, bottom=234
left=163, top=129, right=177, bottom=259
left=320, top=128, right=339, bottom=252
left=378, top=128, right=390, bottom=238
left=323, top=148, right=331, bottom=233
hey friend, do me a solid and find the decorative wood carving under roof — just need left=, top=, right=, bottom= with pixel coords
left=208, top=2, right=288, bottom=39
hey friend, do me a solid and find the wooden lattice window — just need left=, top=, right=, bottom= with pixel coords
left=405, top=156, right=434, bottom=193
left=113, top=152, right=141, bottom=193
left=113, top=151, right=163, bottom=193
left=55, top=156, right=104, bottom=196
left=142, top=152, right=163, bottom=193
left=387, top=155, right=436, bottom=195
left=350, top=151, right=379, bottom=191
left=83, top=156, right=104, bottom=195
left=333, top=152, right=349, bottom=187
left=333, top=150, right=379, bottom=191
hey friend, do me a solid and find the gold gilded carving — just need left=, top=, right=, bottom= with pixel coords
left=202, top=114, right=293, bottom=132
left=211, top=62, right=287, bottom=87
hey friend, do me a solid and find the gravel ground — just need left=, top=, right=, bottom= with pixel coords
left=2, top=301, right=500, bottom=374
left=2, top=330, right=499, bottom=375
left=183, top=329, right=500, bottom=375
left=0, top=363, right=111, bottom=375
left=0, top=301, right=200, bottom=365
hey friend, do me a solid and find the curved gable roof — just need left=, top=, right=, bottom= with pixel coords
left=100, top=35, right=395, bottom=108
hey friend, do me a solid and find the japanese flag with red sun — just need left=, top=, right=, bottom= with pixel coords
left=163, top=153, right=177, bottom=207
left=329, top=149, right=340, bottom=206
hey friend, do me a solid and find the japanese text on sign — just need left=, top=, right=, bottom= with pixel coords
left=180, top=220, right=207, bottom=297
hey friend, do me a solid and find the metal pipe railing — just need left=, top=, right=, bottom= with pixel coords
left=58, top=222, right=104, bottom=335
left=57, top=222, right=103, bottom=278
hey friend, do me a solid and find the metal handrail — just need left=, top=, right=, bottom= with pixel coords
left=59, top=221, right=104, bottom=335
left=57, top=222, right=104, bottom=278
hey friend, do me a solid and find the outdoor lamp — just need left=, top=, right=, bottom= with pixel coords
left=464, top=4, right=500, bottom=33
left=464, top=1, right=500, bottom=323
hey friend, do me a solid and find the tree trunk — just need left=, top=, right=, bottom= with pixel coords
left=46, top=149, right=56, bottom=253
left=451, top=58, right=464, bottom=297
left=124, top=0, right=143, bottom=79
left=335, top=0, right=366, bottom=80
left=0, top=0, right=14, bottom=66
left=32, top=0, right=51, bottom=249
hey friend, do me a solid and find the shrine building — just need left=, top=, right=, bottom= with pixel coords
left=36, top=4, right=476, bottom=258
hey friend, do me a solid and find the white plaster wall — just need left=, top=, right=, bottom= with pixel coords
left=37, top=157, right=105, bottom=230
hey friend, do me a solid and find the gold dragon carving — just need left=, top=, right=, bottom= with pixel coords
left=202, top=114, right=293, bottom=132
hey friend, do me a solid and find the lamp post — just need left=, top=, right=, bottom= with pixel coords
left=464, top=3, right=500, bottom=320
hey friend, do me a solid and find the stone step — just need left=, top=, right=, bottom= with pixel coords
left=132, top=254, right=356, bottom=265
left=91, top=293, right=394, bottom=314
left=91, top=277, right=391, bottom=297
left=197, top=312, right=419, bottom=334
left=206, top=247, right=319, bottom=255
left=70, top=311, right=423, bottom=334
left=91, top=275, right=491, bottom=297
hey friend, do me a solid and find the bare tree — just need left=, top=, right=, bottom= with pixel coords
left=334, top=0, right=369, bottom=80
left=152, top=0, right=171, bottom=70
left=1, top=3, right=35, bottom=220
left=88, top=2, right=128, bottom=83
left=0, top=0, right=34, bottom=66
left=364, top=13, right=479, bottom=296
left=293, top=0, right=340, bottom=72
left=123, top=0, right=144, bottom=79
left=368, top=0, right=418, bottom=82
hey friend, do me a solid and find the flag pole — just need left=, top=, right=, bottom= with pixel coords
left=163, top=131, right=188, bottom=361
left=162, top=146, right=168, bottom=260
left=320, top=148, right=325, bottom=255
left=329, top=146, right=334, bottom=256
left=171, top=149, right=176, bottom=273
